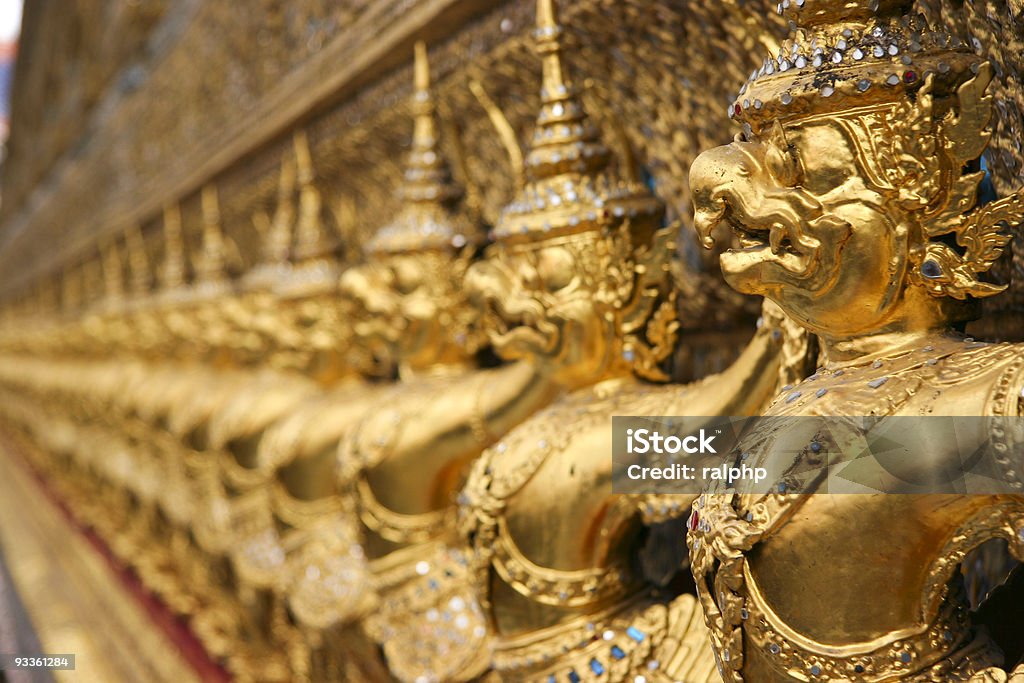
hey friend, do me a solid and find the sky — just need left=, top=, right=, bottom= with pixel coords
left=0, top=1, right=18, bottom=124
left=0, top=1, right=21, bottom=43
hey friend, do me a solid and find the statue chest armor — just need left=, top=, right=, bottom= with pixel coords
left=460, top=379, right=646, bottom=634
left=449, top=378, right=720, bottom=682
left=350, top=362, right=555, bottom=558
left=349, top=368, right=496, bottom=559
left=688, top=339, right=1024, bottom=682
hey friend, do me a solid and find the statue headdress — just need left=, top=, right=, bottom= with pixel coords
left=159, top=203, right=187, bottom=292
left=490, top=0, right=662, bottom=244
left=244, top=138, right=298, bottom=291
left=274, top=130, right=345, bottom=298
left=363, top=41, right=480, bottom=256
left=291, top=130, right=340, bottom=263
left=124, top=223, right=152, bottom=299
left=731, top=0, right=1021, bottom=300
left=101, top=236, right=125, bottom=308
left=192, top=184, right=235, bottom=288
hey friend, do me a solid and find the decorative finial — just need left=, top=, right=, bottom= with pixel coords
left=291, top=130, right=336, bottom=262
left=265, top=150, right=297, bottom=264
left=412, top=41, right=436, bottom=154
left=160, top=203, right=186, bottom=290
left=102, top=237, right=125, bottom=305
left=125, top=223, right=151, bottom=298
left=491, top=0, right=662, bottom=243
left=62, top=263, right=83, bottom=314
left=83, top=253, right=105, bottom=307
left=194, top=184, right=230, bottom=283
left=364, top=41, right=478, bottom=255
left=523, top=0, right=609, bottom=184
left=535, top=0, right=571, bottom=112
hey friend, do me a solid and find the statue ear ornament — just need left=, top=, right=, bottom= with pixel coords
left=607, top=219, right=681, bottom=383
left=885, top=63, right=1021, bottom=301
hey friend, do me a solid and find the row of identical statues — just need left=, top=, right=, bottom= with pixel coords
left=0, top=0, right=1022, bottom=681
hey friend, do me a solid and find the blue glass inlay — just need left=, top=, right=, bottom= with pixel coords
left=568, top=671, right=581, bottom=683
left=589, top=658, right=605, bottom=675
left=626, top=626, right=646, bottom=642
left=978, top=154, right=997, bottom=206
left=610, top=645, right=626, bottom=660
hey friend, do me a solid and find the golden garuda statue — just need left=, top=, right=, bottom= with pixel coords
left=687, top=0, right=1024, bottom=680
left=366, top=1, right=814, bottom=682
left=214, top=39, right=564, bottom=681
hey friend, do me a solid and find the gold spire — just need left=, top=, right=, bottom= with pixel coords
left=264, top=148, right=297, bottom=265
left=125, top=223, right=151, bottom=298
left=527, top=0, right=607, bottom=180
left=83, top=253, right=105, bottom=308
left=102, top=237, right=125, bottom=305
left=62, top=263, right=83, bottom=315
left=160, top=203, right=186, bottom=290
left=364, top=41, right=477, bottom=255
left=402, top=40, right=454, bottom=205
left=244, top=143, right=297, bottom=291
left=194, top=184, right=231, bottom=284
left=291, top=130, right=337, bottom=262
left=492, top=0, right=661, bottom=243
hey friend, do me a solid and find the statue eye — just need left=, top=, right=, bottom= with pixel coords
left=391, top=259, right=423, bottom=293
left=535, top=247, right=575, bottom=292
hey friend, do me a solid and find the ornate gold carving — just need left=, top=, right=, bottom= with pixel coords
left=689, top=1, right=1024, bottom=680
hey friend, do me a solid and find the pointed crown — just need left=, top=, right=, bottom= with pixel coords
left=291, top=130, right=341, bottom=262
left=125, top=224, right=152, bottom=297
left=364, top=41, right=479, bottom=255
left=263, top=142, right=297, bottom=265
left=243, top=137, right=299, bottom=292
left=193, top=185, right=234, bottom=285
left=729, top=0, right=981, bottom=130
left=102, top=237, right=125, bottom=304
left=491, top=0, right=662, bottom=245
left=159, top=203, right=187, bottom=290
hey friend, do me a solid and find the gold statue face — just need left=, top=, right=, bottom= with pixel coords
left=692, top=62, right=1020, bottom=341
left=468, top=234, right=613, bottom=385
left=691, top=119, right=903, bottom=336
left=468, top=217, right=680, bottom=385
left=340, top=249, right=478, bottom=374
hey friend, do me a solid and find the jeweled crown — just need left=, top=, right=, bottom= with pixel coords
left=243, top=131, right=342, bottom=298
left=490, top=0, right=662, bottom=244
left=730, top=0, right=981, bottom=132
left=364, top=42, right=479, bottom=256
